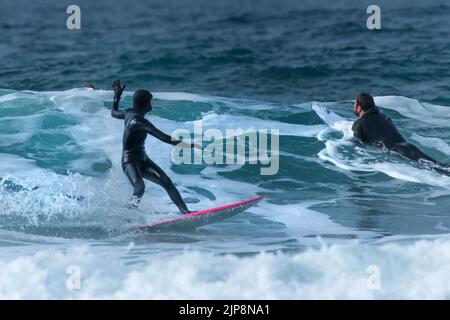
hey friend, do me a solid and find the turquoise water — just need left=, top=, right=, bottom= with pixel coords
left=1, top=0, right=450, bottom=299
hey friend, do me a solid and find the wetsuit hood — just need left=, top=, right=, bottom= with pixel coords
left=133, top=90, right=153, bottom=113
left=362, top=106, right=380, bottom=116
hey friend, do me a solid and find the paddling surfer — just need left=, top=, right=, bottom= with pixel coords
left=352, top=93, right=448, bottom=172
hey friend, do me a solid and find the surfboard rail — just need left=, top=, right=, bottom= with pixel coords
left=130, top=194, right=266, bottom=231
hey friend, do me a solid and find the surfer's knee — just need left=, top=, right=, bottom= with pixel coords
left=159, top=173, right=173, bottom=187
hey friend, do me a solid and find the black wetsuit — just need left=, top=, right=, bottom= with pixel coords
left=111, top=107, right=190, bottom=214
left=352, top=106, right=441, bottom=164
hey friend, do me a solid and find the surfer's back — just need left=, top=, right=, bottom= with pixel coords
left=121, top=109, right=148, bottom=164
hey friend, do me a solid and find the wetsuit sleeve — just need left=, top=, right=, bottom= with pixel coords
left=111, top=98, right=125, bottom=119
left=142, top=120, right=181, bottom=146
left=352, top=119, right=365, bottom=142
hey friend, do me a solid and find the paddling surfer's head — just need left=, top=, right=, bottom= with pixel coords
left=354, top=93, right=375, bottom=117
left=133, top=89, right=153, bottom=114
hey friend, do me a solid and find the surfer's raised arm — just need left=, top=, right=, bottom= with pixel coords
left=111, top=79, right=126, bottom=119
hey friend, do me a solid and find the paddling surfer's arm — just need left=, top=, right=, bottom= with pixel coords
left=111, top=80, right=126, bottom=119
left=352, top=119, right=366, bottom=142
left=141, top=119, right=201, bottom=149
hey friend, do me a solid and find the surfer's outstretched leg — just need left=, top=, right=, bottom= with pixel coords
left=391, top=142, right=438, bottom=164
left=141, top=157, right=190, bottom=214
left=390, top=142, right=450, bottom=175
left=123, top=162, right=145, bottom=208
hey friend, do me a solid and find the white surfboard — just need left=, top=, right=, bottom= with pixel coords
left=312, top=102, right=346, bottom=127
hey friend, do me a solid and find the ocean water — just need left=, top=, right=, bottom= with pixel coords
left=1, top=0, right=450, bottom=299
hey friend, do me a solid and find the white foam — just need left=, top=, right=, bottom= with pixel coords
left=197, top=112, right=325, bottom=138
left=0, top=91, right=33, bottom=103
left=252, top=201, right=374, bottom=242
left=319, top=144, right=450, bottom=187
left=2, top=237, right=450, bottom=299
left=375, top=96, right=450, bottom=127
left=411, top=133, right=450, bottom=156
left=152, top=92, right=214, bottom=103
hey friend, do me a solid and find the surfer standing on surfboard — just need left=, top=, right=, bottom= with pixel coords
left=352, top=93, right=448, bottom=169
left=111, top=80, right=201, bottom=213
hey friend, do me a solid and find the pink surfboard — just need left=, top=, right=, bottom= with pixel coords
left=131, top=195, right=266, bottom=231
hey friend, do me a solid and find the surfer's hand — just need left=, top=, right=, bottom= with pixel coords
left=192, top=143, right=202, bottom=150
left=179, top=141, right=201, bottom=150
left=113, top=80, right=126, bottom=100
